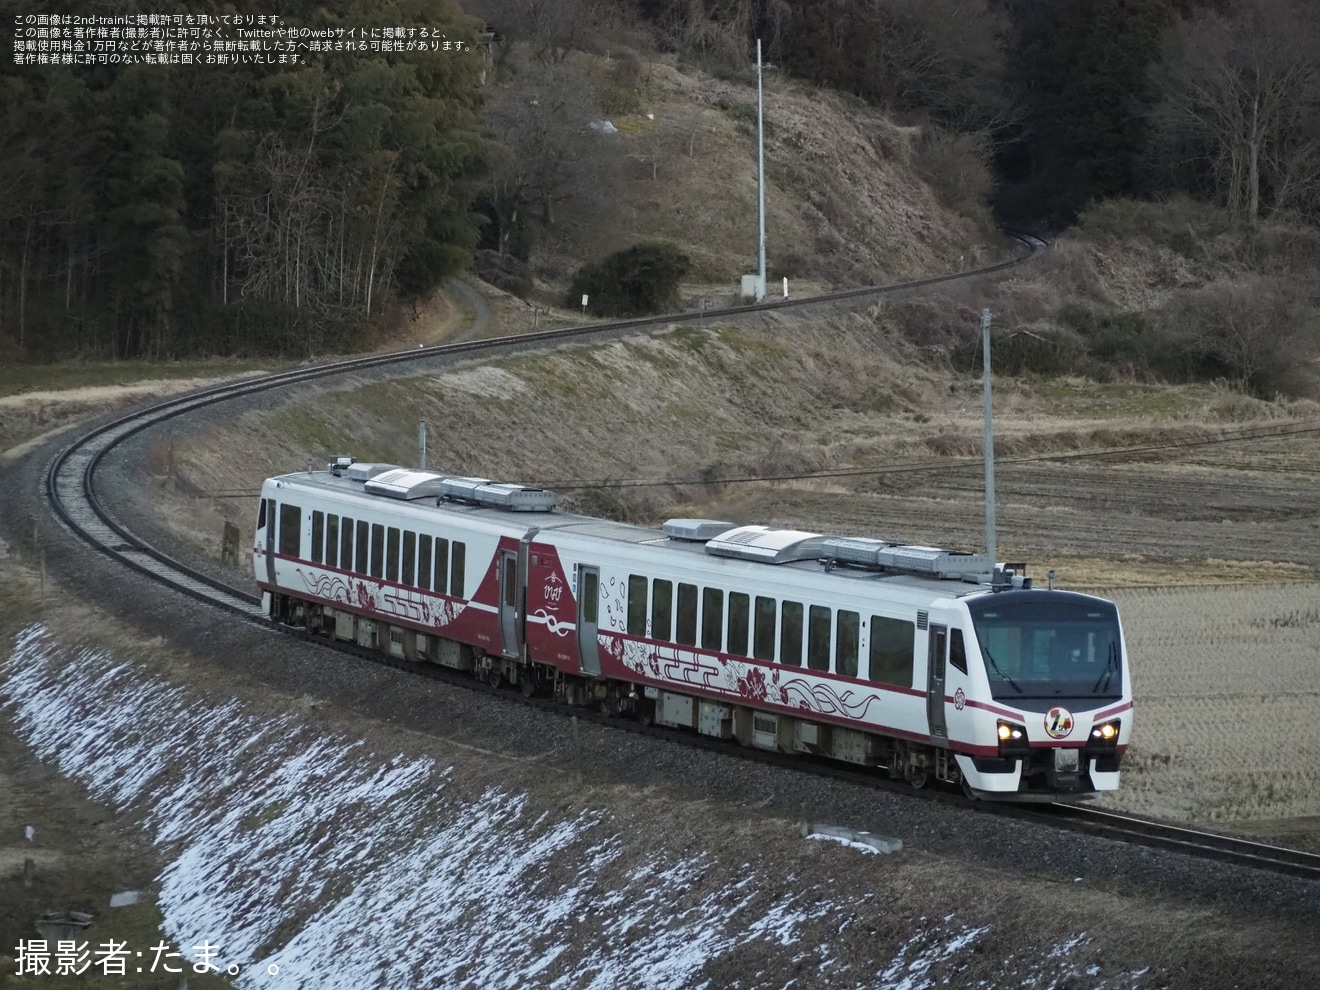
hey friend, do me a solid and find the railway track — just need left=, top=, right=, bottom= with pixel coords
left=38, top=252, right=1320, bottom=886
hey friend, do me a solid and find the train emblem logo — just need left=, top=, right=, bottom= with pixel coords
left=1044, top=706, right=1074, bottom=739
left=953, top=687, right=966, bottom=710
left=543, top=571, right=563, bottom=606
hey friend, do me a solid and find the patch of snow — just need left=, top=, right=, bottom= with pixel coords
left=1, top=627, right=831, bottom=989
left=806, top=832, right=878, bottom=855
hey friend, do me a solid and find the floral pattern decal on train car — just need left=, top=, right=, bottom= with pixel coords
left=597, top=573, right=887, bottom=723
left=601, top=631, right=887, bottom=724
left=295, top=568, right=467, bottom=629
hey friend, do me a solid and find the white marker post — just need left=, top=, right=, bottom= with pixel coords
left=581, top=294, right=588, bottom=316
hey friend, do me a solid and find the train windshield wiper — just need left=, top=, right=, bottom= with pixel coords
left=1091, top=642, right=1119, bottom=694
left=982, top=646, right=1023, bottom=694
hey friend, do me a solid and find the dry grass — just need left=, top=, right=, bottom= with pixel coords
left=539, top=54, right=999, bottom=287
left=1101, top=583, right=1320, bottom=827
left=79, top=301, right=1320, bottom=846
left=5, top=549, right=1320, bottom=984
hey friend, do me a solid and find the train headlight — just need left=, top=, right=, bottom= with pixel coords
left=1091, top=721, right=1119, bottom=741
left=997, top=720, right=1028, bottom=754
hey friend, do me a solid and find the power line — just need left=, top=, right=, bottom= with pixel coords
left=537, top=419, right=1320, bottom=492
left=193, top=418, right=1320, bottom=499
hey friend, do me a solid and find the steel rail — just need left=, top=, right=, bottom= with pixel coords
left=43, top=247, right=1032, bottom=605
left=51, top=246, right=1320, bottom=883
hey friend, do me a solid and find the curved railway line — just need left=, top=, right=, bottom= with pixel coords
left=37, top=251, right=1320, bottom=886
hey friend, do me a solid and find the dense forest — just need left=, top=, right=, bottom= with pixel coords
left=0, top=0, right=490, bottom=360
left=2, top=0, right=1318, bottom=362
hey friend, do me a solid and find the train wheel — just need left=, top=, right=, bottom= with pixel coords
left=635, top=698, right=656, bottom=727
left=520, top=670, right=538, bottom=698
left=905, top=765, right=928, bottom=789
left=487, top=665, right=503, bottom=689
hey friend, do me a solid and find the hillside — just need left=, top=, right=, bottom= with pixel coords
left=480, top=45, right=1002, bottom=302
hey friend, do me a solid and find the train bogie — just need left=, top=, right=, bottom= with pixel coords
left=253, top=460, right=1133, bottom=801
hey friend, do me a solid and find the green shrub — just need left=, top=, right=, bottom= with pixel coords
left=566, top=242, right=691, bottom=317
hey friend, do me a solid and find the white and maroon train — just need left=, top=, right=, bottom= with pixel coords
left=254, top=457, right=1132, bottom=800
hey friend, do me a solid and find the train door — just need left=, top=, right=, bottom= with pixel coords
left=577, top=564, right=602, bottom=676
left=927, top=624, right=948, bottom=740
left=264, top=498, right=277, bottom=588
left=499, top=549, right=519, bottom=659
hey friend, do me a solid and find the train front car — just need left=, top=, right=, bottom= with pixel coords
left=950, top=589, right=1131, bottom=800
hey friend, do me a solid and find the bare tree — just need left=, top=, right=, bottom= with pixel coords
left=468, top=0, right=600, bottom=64
left=484, top=60, right=622, bottom=248
left=1178, top=276, right=1316, bottom=395
left=1151, top=0, right=1320, bottom=224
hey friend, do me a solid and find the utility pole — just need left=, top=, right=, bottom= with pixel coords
left=981, top=308, right=997, bottom=575
left=756, top=38, right=766, bottom=302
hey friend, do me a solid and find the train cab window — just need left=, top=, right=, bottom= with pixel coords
left=451, top=542, right=465, bottom=597
left=701, top=588, right=724, bottom=651
left=278, top=503, right=301, bottom=557
left=386, top=527, right=401, bottom=583
left=652, top=580, right=673, bottom=640
left=402, top=531, right=416, bottom=586
left=780, top=601, right=803, bottom=666
left=417, top=534, right=432, bottom=590
left=434, top=538, right=449, bottom=594
left=949, top=628, right=968, bottom=674
left=753, top=596, right=776, bottom=661
left=311, top=512, right=324, bottom=563
left=340, top=518, right=355, bottom=570
left=257, top=499, right=267, bottom=530
left=807, top=605, right=832, bottom=671
left=370, top=524, right=385, bottom=579
left=627, top=575, right=648, bottom=637
left=326, top=514, right=339, bottom=567
left=728, top=592, right=750, bottom=656
left=836, top=611, right=860, bottom=678
left=676, top=583, right=698, bottom=646
left=869, top=616, right=917, bottom=687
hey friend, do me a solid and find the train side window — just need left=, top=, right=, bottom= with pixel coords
left=402, top=531, right=416, bottom=587
left=836, top=610, right=860, bottom=677
left=370, top=524, right=385, bottom=579
left=627, top=575, right=648, bottom=637
left=676, top=583, right=697, bottom=646
left=355, top=520, right=369, bottom=572
left=728, top=592, right=750, bottom=656
left=582, top=568, right=598, bottom=623
left=278, top=503, right=301, bottom=557
left=869, top=616, right=916, bottom=687
left=753, top=596, right=776, bottom=661
left=780, top=601, right=803, bottom=666
left=384, top=527, right=400, bottom=583
left=311, top=511, right=324, bottom=563
left=808, top=605, right=831, bottom=671
left=340, top=517, right=355, bottom=570
left=949, top=628, right=968, bottom=674
left=326, top=514, right=339, bottom=567
left=652, top=579, right=673, bottom=640
left=701, top=588, right=724, bottom=651
left=451, top=542, right=465, bottom=597
left=434, top=537, right=449, bottom=593
left=417, top=534, right=432, bottom=590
